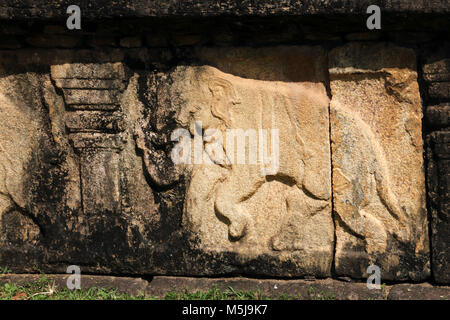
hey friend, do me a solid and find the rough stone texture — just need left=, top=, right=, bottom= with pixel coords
left=0, top=2, right=448, bottom=285
left=0, top=63, right=156, bottom=275
left=148, top=276, right=387, bottom=300
left=388, top=283, right=450, bottom=300
left=2, top=274, right=450, bottom=300
left=423, top=59, right=450, bottom=83
left=65, top=111, right=124, bottom=133
left=428, top=82, right=450, bottom=101
left=0, top=274, right=149, bottom=296
left=1, top=0, right=449, bottom=20
left=54, top=79, right=126, bottom=91
left=426, top=104, right=450, bottom=129
left=329, top=43, right=429, bottom=281
left=0, top=72, right=81, bottom=270
left=120, top=37, right=142, bottom=48
left=423, top=48, right=450, bottom=284
left=25, top=34, right=81, bottom=48
left=51, top=63, right=128, bottom=80
left=135, top=46, right=333, bottom=276
left=0, top=44, right=440, bottom=280
left=426, top=131, right=450, bottom=284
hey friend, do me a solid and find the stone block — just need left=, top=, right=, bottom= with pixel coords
left=329, top=43, right=429, bottom=281
left=136, top=46, right=334, bottom=276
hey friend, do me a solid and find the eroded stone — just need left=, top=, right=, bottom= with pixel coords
left=329, top=43, right=429, bottom=281
left=63, top=89, right=121, bottom=105
left=65, top=111, right=124, bottom=133
left=137, top=46, right=334, bottom=276
left=426, top=131, right=450, bottom=284
left=51, top=62, right=127, bottom=79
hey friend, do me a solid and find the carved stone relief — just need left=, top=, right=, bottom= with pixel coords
left=135, top=47, right=334, bottom=275
left=0, top=45, right=431, bottom=280
left=51, top=63, right=130, bottom=215
left=329, top=43, right=429, bottom=280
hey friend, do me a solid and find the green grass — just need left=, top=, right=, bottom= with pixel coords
left=164, top=285, right=269, bottom=300
left=306, top=286, right=336, bottom=300
left=0, top=272, right=342, bottom=300
left=0, top=266, right=12, bottom=274
left=0, top=275, right=149, bottom=300
left=0, top=275, right=326, bottom=300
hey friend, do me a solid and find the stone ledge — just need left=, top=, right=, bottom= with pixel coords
left=0, top=274, right=149, bottom=296
left=1, top=274, right=449, bottom=299
left=0, top=0, right=449, bottom=20
left=388, top=283, right=449, bottom=300
left=426, top=105, right=450, bottom=128
left=147, top=276, right=387, bottom=300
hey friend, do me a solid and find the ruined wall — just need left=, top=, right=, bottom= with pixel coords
left=0, top=1, right=448, bottom=283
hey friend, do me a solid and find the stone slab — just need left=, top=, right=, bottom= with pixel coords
left=141, top=46, right=334, bottom=276
left=388, top=283, right=450, bottom=300
left=54, top=79, right=126, bottom=90
left=423, top=58, right=450, bottom=82
left=1, top=0, right=449, bottom=20
left=147, top=276, right=386, bottom=300
left=329, top=43, right=429, bottom=281
left=51, top=63, right=127, bottom=80
left=0, top=274, right=149, bottom=296
left=426, top=131, right=450, bottom=284
left=426, top=104, right=450, bottom=128
left=428, top=82, right=450, bottom=100
left=65, top=111, right=124, bottom=133
left=2, top=274, right=449, bottom=300
left=80, top=150, right=121, bottom=215
left=63, top=89, right=121, bottom=105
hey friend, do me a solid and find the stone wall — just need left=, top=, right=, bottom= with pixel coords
left=0, top=1, right=448, bottom=284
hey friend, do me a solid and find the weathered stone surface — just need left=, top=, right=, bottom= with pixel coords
left=0, top=36, right=21, bottom=49
left=0, top=0, right=446, bottom=286
left=428, top=82, right=450, bottom=100
left=388, top=283, right=450, bottom=300
left=196, top=46, right=328, bottom=83
left=2, top=274, right=449, bottom=300
left=0, top=72, right=82, bottom=270
left=0, top=73, right=45, bottom=253
left=345, top=32, right=382, bottom=41
left=135, top=46, right=333, bottom=276
left=51, top=63, right=127, bottom=80
left=148, top=276, right=387, bottom=300
left=54, top=79, right=126, bottom=90
left=0, top=274, right=149, bottom=296
left=426, top=131, right=450, bottom=284
left=0, top=74, right=45, bottom=211
left=67, top=104, right=120, bottom=111
left=1, top=0, right=449, bottom=20
left=65, top=111, right=124, bottom=133
left=426, top=104, right=450, bottom=128
left=0, top=10, right=446, bottom=282
left=25, top=34, right=81, bottom=48
left=80, top=150, right=121, bottom=215
left=0, top=63, right=157, bottom=274
left=63, top=89, right=121, bottom=105
left=329, top=43, right=429, bottom=281
left=120, top=37, right=142, bottom=48
left=423, top=58, right=450, bottom=82
left=70, top=133, right=125, bottom=150
left=88, top=36, right=117, bottom=47
left=424, top=46, right=449, bottom=284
